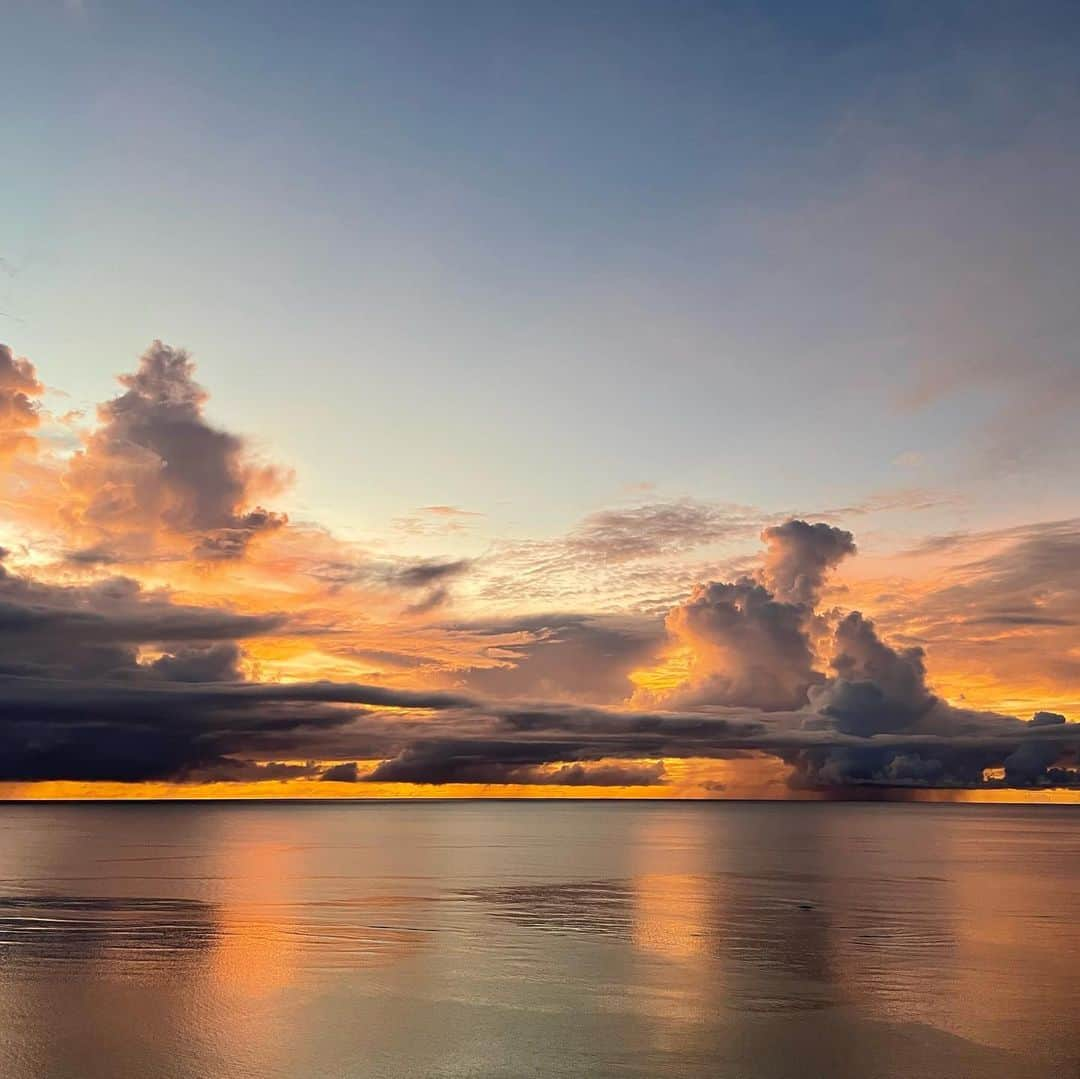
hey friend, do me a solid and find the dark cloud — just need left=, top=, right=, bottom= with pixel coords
left=403, top=586, right=451, bottom=615
left=362, top=739, right=666, bottom=786
left=390, top=558, right=473, bottom=614
left=1032, top=711, right=1067, bottom=727
left=0, top=676, right=474, bottom=782
left=810, top=612, right=935, bottom=736
left=541, top=761, right=666, bottom=787
left=146, top=643, right=243, bottom=683
left=790, top=613, right=1078, bottom=790
left=320, top=761, right=360, bottom=782
left=0, top=647, right=1074, bottom=788
left=363, top=739, right=580, bottom=785
left=0, top=561, right=283, bottom=681
left=183, top=759, right=319, bottom=783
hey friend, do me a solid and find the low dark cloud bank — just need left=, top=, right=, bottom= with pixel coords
left=0, top=517, right=1076, bottom=789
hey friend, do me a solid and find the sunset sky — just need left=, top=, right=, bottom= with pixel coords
left=1, top=0, right=1078, bottom=799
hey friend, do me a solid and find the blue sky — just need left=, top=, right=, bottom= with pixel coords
left=4, top=0, right=1079, bottom=540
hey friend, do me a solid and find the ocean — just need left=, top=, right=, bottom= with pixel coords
left=0, top=801, right=1075, bottom=1078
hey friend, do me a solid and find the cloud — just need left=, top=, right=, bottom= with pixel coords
left=476, top=500, right=762, bottom=611
left=0, top=557, right=283, bottom=681
left=0, top=343, right=42, bottom=458
left=387, top=559, right=473, bottom=589
left=760, top=520, right=856, bottom=607
left=665, top=579, right=821, bottom=711
left=655, top=520, right=855, bottom=711
left=184, top=759, right=319, bottom=783
left=60, top=341, right=288, bottom=561
left=652, top=520, right=1080, bottom=790
left=0, top=634, right=1074, bottom=788
left=321, top=761, right=360, bottom=782
left=453, top=613, right=664, bottom=704
left=0, top=674, right=474, bottom=782
left=146, top=643, right=243, bottom=683
left=393, top=505, right=484, bottom=536
left=306, top=554, right=472, bottom=611
left=566, top=501, right=755, bottom=563
left=810, top=612, right=934, bottom=736
left=790, top=613, right=1077, bottom=790
left=541, top=761, right=666, bottom=786
left=880, top=518, right=1080, bottom=710
left=362, top=739, right=668, bottom=786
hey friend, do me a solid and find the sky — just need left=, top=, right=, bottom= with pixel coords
left=1, top=0, right=1078, bottom=799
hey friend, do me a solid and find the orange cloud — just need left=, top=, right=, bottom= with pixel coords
left=0, top=343, right=42, bottom=460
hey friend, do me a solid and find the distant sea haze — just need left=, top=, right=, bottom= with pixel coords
left=0, top=801, right=1075, bottom=1078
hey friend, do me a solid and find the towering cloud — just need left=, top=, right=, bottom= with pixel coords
left=662, top=520, right=854, bottom=711
left=760, top=520, right=856, bottom=607
left=61, top=341, right=287, bottom=561
left=666, top=579, right=821, bottom=711
left=0, top=344, right=42, bottom=458
left=810, top=612, right=935, bottom=736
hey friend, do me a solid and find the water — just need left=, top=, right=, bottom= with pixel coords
left=0, top=801, right=1075, bottom=1078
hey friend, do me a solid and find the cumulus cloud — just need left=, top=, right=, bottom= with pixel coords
left=666, top=579, right=821, bottom=711
left=61, top=341, right=287, bottom=561
left=654, top=520, right=1079, bottom=790
left=790, top=614, right=1077, bottom=790
left=760, top=520, right=856, bottom=607
left=0, top=343, right=42, bottom=458
left=810, top=612, right=935, bottom=736
left=659, top=521, right=855, bottom=711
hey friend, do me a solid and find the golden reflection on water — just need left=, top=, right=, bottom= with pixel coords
left=630, top=812, right=713, bottom=963
left=628, top=809, right=720, bottom=1044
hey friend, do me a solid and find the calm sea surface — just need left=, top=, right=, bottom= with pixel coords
left=0, top=801, right=1075, bottom=1079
